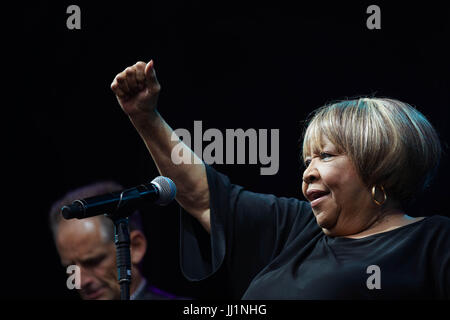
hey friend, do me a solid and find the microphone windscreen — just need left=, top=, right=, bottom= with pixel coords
left=151, top=176, right=177, bottom=205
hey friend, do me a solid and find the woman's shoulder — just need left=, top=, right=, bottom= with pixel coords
left=418, top=215, right=450, bottom=250
left=422, top=214, right=450, bottom=227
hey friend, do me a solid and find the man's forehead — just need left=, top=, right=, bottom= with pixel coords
left=56, top=218, right=108, bottom=256
left=58, top=217, right=100, bottom=236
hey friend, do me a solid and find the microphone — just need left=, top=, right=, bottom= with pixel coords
left=61, top=176, right=176, bottom=220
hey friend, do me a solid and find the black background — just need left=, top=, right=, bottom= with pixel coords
left=5, top=1, right=449, bottom=300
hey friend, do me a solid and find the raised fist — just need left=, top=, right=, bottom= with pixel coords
left=111, top=60, right=161, bottom=117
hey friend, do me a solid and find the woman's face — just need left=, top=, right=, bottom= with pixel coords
left=301, top=136, right=377, bottom=237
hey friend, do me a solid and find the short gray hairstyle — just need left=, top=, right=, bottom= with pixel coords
left=302, top=97, right=441, bottom=205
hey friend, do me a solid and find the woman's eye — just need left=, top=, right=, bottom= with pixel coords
left=320, top=152, right=333, bottom=160
left=304, top=153, right=333, bottom=166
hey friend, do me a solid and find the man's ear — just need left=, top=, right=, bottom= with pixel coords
left=130, top=230, right=147, bottom=265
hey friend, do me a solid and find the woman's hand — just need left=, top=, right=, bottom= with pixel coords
left=111, top=60, right=161, bottom=118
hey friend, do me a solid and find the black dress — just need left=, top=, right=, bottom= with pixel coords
left=179, top=165, right=450, bottom=299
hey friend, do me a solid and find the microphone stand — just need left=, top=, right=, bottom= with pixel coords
left=61, top=178, right=176, bottom=300
left=111, top=216, right=132, bottom=300
left=107, top=188, right=141, bottom=300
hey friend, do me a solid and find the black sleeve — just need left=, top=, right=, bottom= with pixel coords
left=179, top=165, right=313, bottom=298
left=429, top=216, right=450, bottom=298
left=437, top=244, right=450, bottom=299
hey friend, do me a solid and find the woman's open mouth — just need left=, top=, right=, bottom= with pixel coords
left=307, top=189, right=330, bottom=208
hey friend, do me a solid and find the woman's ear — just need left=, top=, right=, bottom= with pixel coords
left=130, top=230, right=147, bottom=265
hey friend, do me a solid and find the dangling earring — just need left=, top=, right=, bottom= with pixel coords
left=371, top=185, right=387, bottom=206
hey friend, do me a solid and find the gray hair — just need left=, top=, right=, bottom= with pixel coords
left=302, top=97, right=441, bottom=205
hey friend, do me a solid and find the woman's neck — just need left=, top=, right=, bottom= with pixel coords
left=344, top=211, right=424, bottom=239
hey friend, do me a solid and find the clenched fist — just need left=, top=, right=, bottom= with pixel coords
left=111, top=60, right=161, bottom=118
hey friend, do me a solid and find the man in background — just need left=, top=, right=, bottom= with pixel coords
left=49, top=180, right=181, bottom=300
